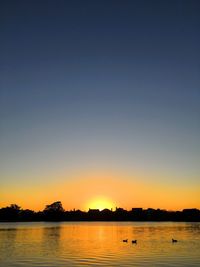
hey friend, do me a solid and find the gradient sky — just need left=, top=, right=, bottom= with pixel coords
left=0, top=0, right=200, bottom=211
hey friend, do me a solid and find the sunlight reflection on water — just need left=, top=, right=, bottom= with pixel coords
left=0, top=222, right=199, bottom=266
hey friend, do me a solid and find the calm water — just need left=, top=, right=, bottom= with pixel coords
left=0, top=222, right=199, bottom=266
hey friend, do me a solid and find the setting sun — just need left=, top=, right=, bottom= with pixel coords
left=86, top=197, right=115, bottom=211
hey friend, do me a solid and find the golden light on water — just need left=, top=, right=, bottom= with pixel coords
left=86, top=196, right=115, bottom=211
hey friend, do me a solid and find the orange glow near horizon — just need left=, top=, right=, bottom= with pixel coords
left=86, top=196, right=115, bottom=211
left=1, top=170, right=200, bottom=211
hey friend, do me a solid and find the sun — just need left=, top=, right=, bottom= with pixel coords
left=86, top=196, right=115, bottom=211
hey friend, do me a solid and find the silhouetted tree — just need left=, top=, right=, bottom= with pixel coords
left=20, top=209, right=35, bottom=220
left=43, top=201, right=64, bottom=220
left=44, top=201, right=64, bottom=212
left=10, top=204, right=21, bottom=210
left=0, top=204, right=21, bottom=221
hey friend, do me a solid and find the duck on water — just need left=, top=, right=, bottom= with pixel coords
left=132, top=240, right=137, bottom=244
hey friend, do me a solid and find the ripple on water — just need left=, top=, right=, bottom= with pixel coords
left=0, top=222, right=200, bottom=266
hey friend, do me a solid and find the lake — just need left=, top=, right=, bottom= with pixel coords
left=0, top=222, right=199, bottom=266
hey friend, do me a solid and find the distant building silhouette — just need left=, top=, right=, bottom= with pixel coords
left=88, top=209, right=100, bottom=213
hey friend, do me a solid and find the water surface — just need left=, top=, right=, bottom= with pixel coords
left=0, top=222, right=199, bottom=266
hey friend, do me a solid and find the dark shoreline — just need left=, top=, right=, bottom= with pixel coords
left=1, top=203, right=199, bottom=222
left=1, top=219, right=200, bottom=223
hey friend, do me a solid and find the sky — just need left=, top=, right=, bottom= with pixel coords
left=0, top=0, right=200, bottom=211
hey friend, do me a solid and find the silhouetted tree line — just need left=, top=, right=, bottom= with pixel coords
left=0, top=202, right=199, bottom=222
